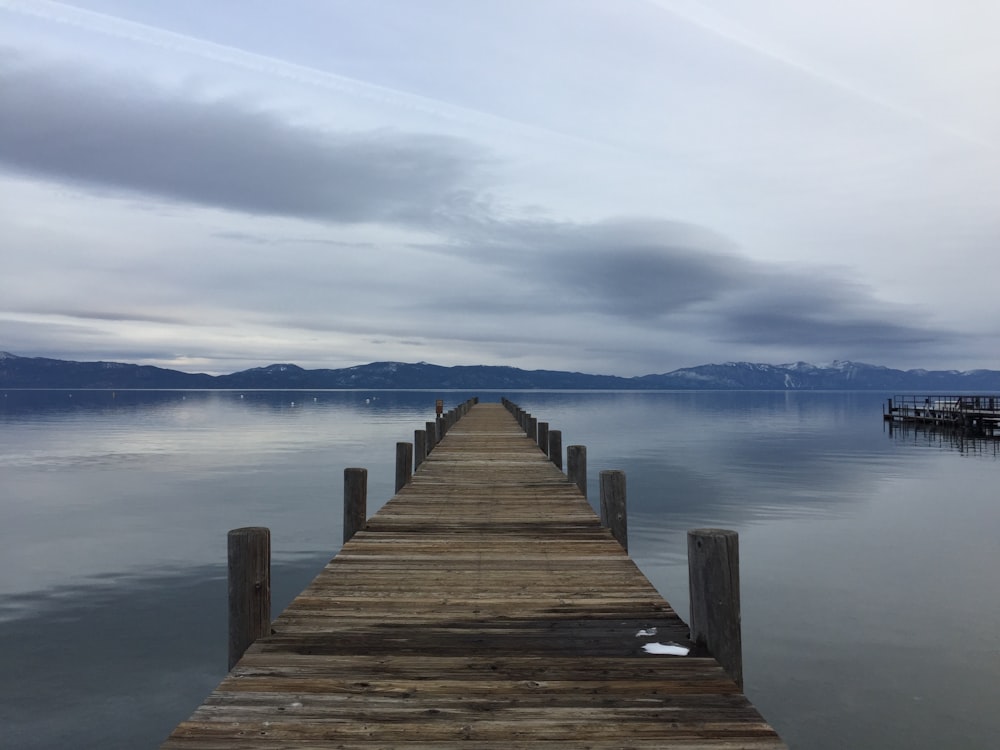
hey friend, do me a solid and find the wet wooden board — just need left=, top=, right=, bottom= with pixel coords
left=162, top=402, right=785, bottom=748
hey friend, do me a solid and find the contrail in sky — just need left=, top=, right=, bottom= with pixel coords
left=0, top=0, right=608, bottom=152
left=644, top=0, right=998, bottom=154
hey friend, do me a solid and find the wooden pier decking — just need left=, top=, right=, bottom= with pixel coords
left=162, top=402, right=785, bottom=748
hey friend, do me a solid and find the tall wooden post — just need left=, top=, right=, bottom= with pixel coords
left=425, top=421, right=437, bottom=453
left=414, top=429, right=426, bottom=469
left=395, top=442, right=413, bottom=493
left=228, top=526, right=271, bottom=671
left=343, top=468, right=367, bottom=543
left=599, top=470, right=627, bottom=551
left=548, top=429, right=563, bottom=470
left=527, top=416, right=538, bottom=441
left=688, top=528, right=742, bottom=689
left=538, top=422, right=549, bottom=456
left=567, top=445, right=587, bottom=497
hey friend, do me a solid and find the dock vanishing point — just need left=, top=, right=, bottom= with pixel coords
left=162, top=400, right=785, bottom=748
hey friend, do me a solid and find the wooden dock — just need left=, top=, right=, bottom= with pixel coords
left=884, top=394, right=1000, bottom=436
left=162, top=401, right=785, bottom=748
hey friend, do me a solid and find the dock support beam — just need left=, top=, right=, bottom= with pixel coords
left=343, top=468, right=367, bottom=543
left=688, top=528, right=742, bottom=689
left=227, top=526, right=271, bottom=671
left=599, top=470, right=627, bottom=551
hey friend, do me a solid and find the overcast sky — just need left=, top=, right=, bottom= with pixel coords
left=2, top=0, right=999, bottom=376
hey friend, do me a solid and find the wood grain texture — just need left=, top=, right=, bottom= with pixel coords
left=599, top=469, right=628, bottom=553
left=343, top=468, right=367, bottom=544
left=227, top=527, right=271, bottom=672
left=164, top=403, right=784, bottom=749
left=688, top=528, right=743, bottom=690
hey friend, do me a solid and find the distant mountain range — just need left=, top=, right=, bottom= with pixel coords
left=2, top=351, right=1000, bottom=391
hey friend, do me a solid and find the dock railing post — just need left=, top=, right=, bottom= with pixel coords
left=538, top=422, right=549, bottom=455
left=599, top=470, right=627, bottom=551
left=548, top=429, right=563, bottom=470
left=528, top=416, right=538, bottom=441
left=425, top=421, right=437, bottom=453
left=343, top=468, right=368, bottom=543
left=227, top=526, right=271, bottom=671
left=567, top=445, right=587, bottom=497
left=414, top=429, right=426, bottom=469
left=687, top=528, right=742, bottom=690
left=396, top=442, right=413, bottom=493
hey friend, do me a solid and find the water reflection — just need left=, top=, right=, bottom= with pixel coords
left=887, top=421, right=1000, bottom=456
left=0, top=390, right=473, bottom=601
left=0, top=557, right=327, bottom=750
left=1, top=390, right=998, bottom=750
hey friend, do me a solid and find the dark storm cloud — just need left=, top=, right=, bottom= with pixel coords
left=430, top=216, right=949, bottom=362
left=538, top=220, right=745, bottom=318
left=0, top=53, right=485, bottom=224
left=713, top=282, right=944, bottom=350
left=434, top=217, right=746, bottom=317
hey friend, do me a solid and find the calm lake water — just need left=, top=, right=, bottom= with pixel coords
left=1, top=389, right=998, bottom=749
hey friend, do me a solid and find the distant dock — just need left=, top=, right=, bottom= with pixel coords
left=884, top=395, right=1000, bottom=436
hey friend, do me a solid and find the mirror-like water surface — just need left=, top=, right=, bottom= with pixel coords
left=1, top=390, right=997, bottom=749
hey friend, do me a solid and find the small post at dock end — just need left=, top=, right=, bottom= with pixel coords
left=395, top=442, right=413, bottom=492
left=343, top=467, right=368, bottom=543
left=687, top=528, right=742, bottom=690
left=567, top=445, right=587, bottom=498
left=227, top=526, right=271, bottom=671
left=599, top=470, right=627, bottom=550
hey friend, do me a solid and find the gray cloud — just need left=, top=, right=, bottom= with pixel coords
left=0, top=48, right=964, bottom=374
left=712, top=282, right=944, bottom=350
left=16, top=308, right=194, bottom=326
left=420, top=216, right=949, bottom=365
left=0, top=52, right=486, bottom=224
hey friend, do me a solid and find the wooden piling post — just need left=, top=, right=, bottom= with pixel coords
left=538, top=422, right=549, bottom=455
left=396, top=442, right=413, bottom=493
left=567, top=445, right=587, bottom=497
left=414, top=429, right=426, bottom=468
left=549, top=429, right=563, bottom=470
left=599, top=470, right=627, bottom=551
left=528, top=416, right=538, bottom=441
left=227, top=526, right=271, bottom=671
left=425, top=421, right=437, bottom=453
left=343, top=468, right=367, bottom=543
left=688, top=528, right=742, bottom=689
